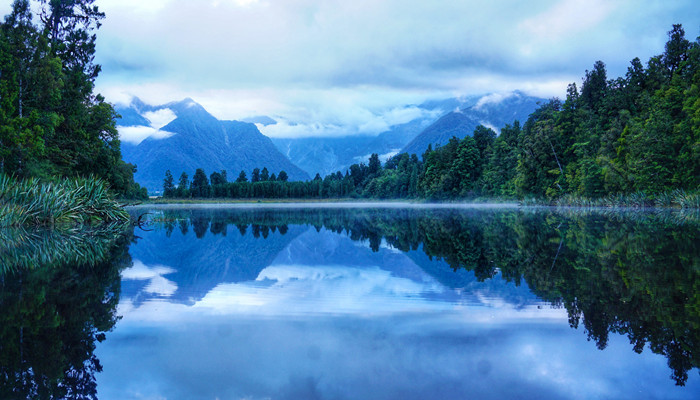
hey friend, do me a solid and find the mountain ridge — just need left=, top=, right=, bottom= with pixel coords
left=117, top=98, right=310, bottom=194
left=402, top=91, right=544, bottom=156
left=269, top=92, right=544, bottom=176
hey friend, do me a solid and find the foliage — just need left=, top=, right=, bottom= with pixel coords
left=0, top=173, right=129, bottom=227
left=0, top=0, right=145, bottom=199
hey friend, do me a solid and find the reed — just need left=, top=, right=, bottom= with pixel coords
left=540, top=189, right=700, bottom=210
left=0, top=174, right=130, bottom=227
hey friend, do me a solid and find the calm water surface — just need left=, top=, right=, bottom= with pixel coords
left=1, top=204, right=698, bottom=399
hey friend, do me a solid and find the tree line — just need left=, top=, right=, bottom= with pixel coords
left=165, top=25, right=699, bottom=202
left=0, top=0, right=146, bottom=199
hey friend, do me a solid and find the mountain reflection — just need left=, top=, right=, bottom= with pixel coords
left=0, top=226, right=134, bottom=400
left=133, top=206, right=699, bottom=386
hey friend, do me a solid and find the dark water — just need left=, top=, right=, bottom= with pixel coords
left=1, top=205, right=699, bottom=399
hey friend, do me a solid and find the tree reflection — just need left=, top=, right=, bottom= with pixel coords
left=148, top=207, right=699, bottom=385
left=0, top=226, right=133, bottom=399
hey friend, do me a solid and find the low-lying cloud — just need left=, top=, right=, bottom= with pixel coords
left=117, top=107, right=177, bottom=144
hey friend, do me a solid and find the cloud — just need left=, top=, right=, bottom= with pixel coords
left=474, top=92, right=518, bottom=110
left=96, top=0, right=698, bottom=92
left=143, top=108, right=177, bottom=129
left=116, top=107, right=178, bottom=144
left=117, top=125, right=174, bottom=144
left=3, top=0, right=694, bottom=138
left=519, top=0, right=619, bottom=38
left=251, top=92, right=443, bottom=138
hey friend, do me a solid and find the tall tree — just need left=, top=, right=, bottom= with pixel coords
left=251, top=168, right=260, bottom=183
left=581, top=60, right=608, bottom=112
left=177, top=172, right=189, bottom=197
left=368, top=153, right=381, bottom=176
left=163, top=170, right=175, bottom=197
left=190, top=168, right=209, bottom=198
left=662, top=24, right=690, bottom=76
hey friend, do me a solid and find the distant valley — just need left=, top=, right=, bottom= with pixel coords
left=269, top=92, right=543, bottom=177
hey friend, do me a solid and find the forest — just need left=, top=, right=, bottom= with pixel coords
left=0, top=0, right=146, bottom=199
left=166, top=25, right=699, bottom=205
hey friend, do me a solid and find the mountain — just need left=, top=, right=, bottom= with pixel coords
left=117, top=98, right=309, bottom=194
left=270, top=97, right=468, bottom=177
left=269, top=92, right=542, bottom=176
left=401, top=91, right=544, bottom=156
left=271, top=120, right=433, bottom=178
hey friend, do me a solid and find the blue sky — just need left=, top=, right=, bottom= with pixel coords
left=4, top=0, right=700, bottom=138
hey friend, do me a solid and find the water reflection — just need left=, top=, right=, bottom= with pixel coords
left=105, top=206, right=700, bottom=400
left=0, top=226, right=133, bottom=399
left=4, top=206, right=696, bottom=399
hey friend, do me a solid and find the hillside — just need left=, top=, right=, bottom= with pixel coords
left=402, top=92, right=544, bottom=156
left=117, top=98, right=309, bottom=194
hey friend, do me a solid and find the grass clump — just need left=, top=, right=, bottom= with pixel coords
left=0, top=174, right=129, bottom=227
left=548, top=189, right=700, bottom=209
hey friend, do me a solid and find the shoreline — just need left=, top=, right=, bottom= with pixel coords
left=127, top=200, right=521, bottom=209
left=125, top=200, right=700, bottom=213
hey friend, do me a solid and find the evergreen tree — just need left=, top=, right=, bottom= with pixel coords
left=581, top=60, right=608, bottom=112
left=251, top=168, right=260, bottom=183
left=209, top=171, right=224, bottom=185
left=163, top=169, right=175, bottom=197
left=190, top=168, right=209, bottom=198
left=236, top=170, right=247, bottom=183
left=177, top=172, right=189, bottom=197
left=368, top=153, right=381, bottom=176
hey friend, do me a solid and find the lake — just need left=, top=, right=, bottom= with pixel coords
left=1, top=204, right=698, bottom=399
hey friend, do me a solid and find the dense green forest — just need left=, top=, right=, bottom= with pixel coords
left=166, top=25, right=699, bottom=205
left=0, top=0, right=146, bottom=199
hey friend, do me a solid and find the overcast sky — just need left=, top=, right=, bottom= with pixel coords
left=4, top=0, right=700, bottom=138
